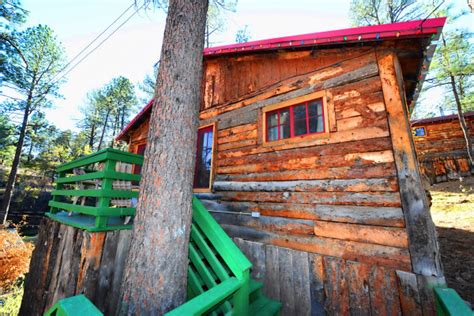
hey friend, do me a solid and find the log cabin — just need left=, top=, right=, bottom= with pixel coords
left=114, top=18, right=447, bottom=314
left=411, top=112, right=474, bottom=184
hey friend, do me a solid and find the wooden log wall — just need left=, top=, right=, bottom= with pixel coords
left=20, top=218, right=131, bottom=316
left=128, top=118, right=149, bottom=154
left=412, top=117, right=474, bottom=183
left=195, top=48, right=414, bottom=273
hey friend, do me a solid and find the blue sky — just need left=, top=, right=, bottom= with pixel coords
left=20, top=0, right=473, bottom=130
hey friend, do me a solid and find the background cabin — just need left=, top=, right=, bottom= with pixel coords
left=116, top=18, right=446, bottom=315
left=411, top=112, right=474, bottom=184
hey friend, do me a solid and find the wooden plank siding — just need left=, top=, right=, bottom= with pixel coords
left=20, top=218, right=132, bottom=316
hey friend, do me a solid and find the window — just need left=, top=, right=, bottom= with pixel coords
left=194, top=125, right=215, bottom=190
left=413, top=127, right=426, bottom=137
left=266, top=98, right=325, bottom=142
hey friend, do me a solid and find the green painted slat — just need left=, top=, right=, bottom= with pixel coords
left=57, top=171, right=140, bottom=184
left=45, top=213, right=132, bottom=232
left=56, top=171, right=105, bottom=183
left=106, top=151, right=143, bottom=165
left=192, top=197, right=252, bottom=278
left=44, top=294, right=103, bottom=316
left=191, top=225, right=230, bottom=282
left=56, top=148, right=143, bottom=173
left=188, top=267, right=204, bottom=297
left=51, top=189, right=138, bottom=198
left=56, top=151, right=108, bottom=172
left=434, top=287, right=473, bottom=316
left=189, top=243, right=217, bottom=290
left=48, top=201, right=135, bottom=216
left=165, top=277, right=242, bottom=316
left=48, top=201, right=99, bottom=216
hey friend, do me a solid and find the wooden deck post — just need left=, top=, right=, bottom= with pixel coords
left=377, top=49, right=443, bottom=277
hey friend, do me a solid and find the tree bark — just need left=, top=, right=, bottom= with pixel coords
left=27, top=136, right=34, bottom=163
left=450, top=75, right=474, bottom=165
left=118, top=0, right=208, bottom=314
left=97, top=108, right=110, bottom=150
left=89, top=122, right=96, bottom=151
left=1, top=94, right=32, bottom=225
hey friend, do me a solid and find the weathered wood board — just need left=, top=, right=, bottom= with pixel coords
left=19, top=218, right=131, bottom=316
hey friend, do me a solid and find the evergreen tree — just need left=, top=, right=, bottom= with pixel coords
left=0, top=25, right=66, bottom=225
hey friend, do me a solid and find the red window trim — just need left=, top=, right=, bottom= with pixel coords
left=265, top=98, right=326, bottom=142
left=133, top=143, right=146, bottom=175
left=193, top=125, right=214, bottom=190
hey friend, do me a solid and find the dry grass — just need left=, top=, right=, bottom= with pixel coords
left=0, top=229, right=33, bottom=293
left=430, top=176, right=474, bottom=231
left=429, top=176, right=474, bottom=304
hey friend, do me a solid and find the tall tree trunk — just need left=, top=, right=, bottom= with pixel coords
left=119, top=0, right=208, bottom=314
left=27, top=137, right=34, bottom=163
left=97, top=109, right=110, bottom=150
left=110, top=114, right=119, bottom=148
left=89, top=122, right=96, bottom=151
left=450, top=75, right=474, bottom=165
left=1, top=95, right=32, bottom=225
left=120, top=105, right=126, bottom=131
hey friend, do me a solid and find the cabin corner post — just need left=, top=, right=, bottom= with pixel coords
left=376, top=50, right=443, bottom=278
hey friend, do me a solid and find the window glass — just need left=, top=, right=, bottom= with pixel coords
left=265, top=97, right=325, bottom=142
left=308, top=100, right=321, bottom=116
left=294, top=104, right=306, bottom=120
left=280, top=124, right=291, bottom=139
left=294, top=118, right=307, bottom=136
left=267, top=112, right=278, bottom=127
left=194, top=126, right=214, bottom=189
left=414, top=127, right=426, bottom=137
left=268, top=126, right=279, bottom=141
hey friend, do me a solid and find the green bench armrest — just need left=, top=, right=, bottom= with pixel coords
left=434, top=287, right=473, bottom=316
left=165, top=277, right=243, bottom=316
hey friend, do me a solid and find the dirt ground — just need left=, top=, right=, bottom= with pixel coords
left=429, top=176, right=474, bottom=304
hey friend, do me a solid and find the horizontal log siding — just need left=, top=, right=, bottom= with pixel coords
left=412, top=118, right=474, bottom=183
left=195, top=49, right=412, bottom=276
left=413, top=118, right=474, bottom=156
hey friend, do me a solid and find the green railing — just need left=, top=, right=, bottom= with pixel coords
left=46, top=148, right=143, bottom=232
left=434, top=287, right=473, bottom=316
left=165, top=197, right=254, bottom=316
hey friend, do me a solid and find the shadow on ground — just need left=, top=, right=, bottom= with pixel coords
left=437, top=226, right=474, bottom=304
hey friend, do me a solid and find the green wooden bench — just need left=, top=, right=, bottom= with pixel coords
left=44, top=295, right=103, bottom=316
left=165, top=197, right=281, bottom=316
left=45, top=196, right=281, bottom=315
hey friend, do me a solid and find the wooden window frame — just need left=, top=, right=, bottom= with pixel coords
left=193, top=122, right=216, bottom=193
left=262, top=91, right=330, bottom=147
left=132, top=142, right=147, bottom=175
left=413, top=126, right=427, bottom=137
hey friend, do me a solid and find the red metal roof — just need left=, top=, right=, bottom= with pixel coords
left=411, top=111, right=474, bottom=126
left=117, top=17, right=446, bottom=141
left=204, top=17, right=446, bottom=56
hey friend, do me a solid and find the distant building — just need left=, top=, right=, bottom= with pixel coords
left=411, top=112, right=474, bottom=183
